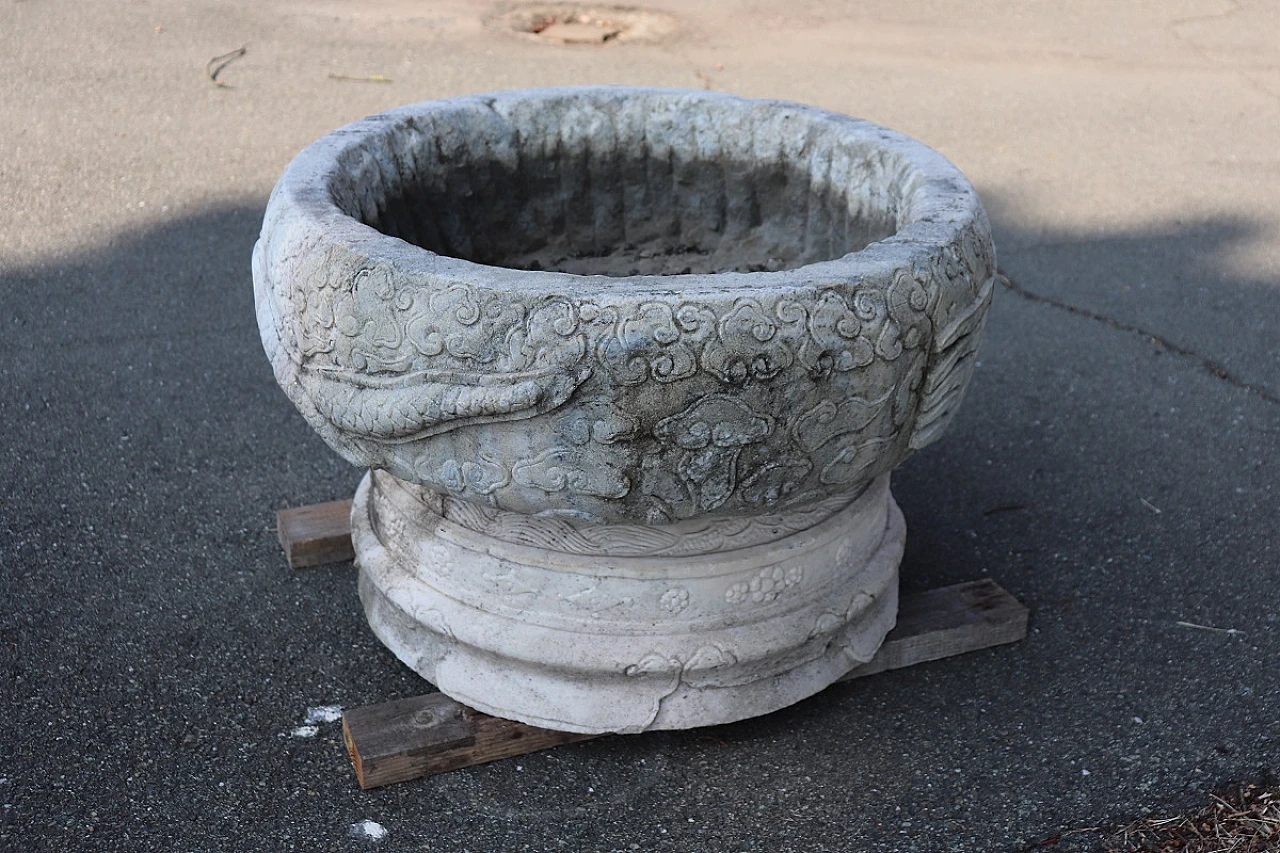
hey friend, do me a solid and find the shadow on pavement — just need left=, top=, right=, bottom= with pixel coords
left=1, top=199, right=1276, bottom=852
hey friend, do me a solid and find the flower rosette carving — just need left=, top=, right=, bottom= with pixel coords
left=624, top=645, right=738, bottom=681
left=660, top=587, right=690, bottom=614
left=725, top=565, right=804, bottom=606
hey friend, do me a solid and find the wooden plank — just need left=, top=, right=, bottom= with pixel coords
left=839, top=578, right=1028, bottom=681
left=341, top=579, right=1028, bottom=788
left=276, top=499, right=355, bottom=568
left=343, top=696, right=595, bottom=790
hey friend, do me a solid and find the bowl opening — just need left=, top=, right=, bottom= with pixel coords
left=328, top=98, right=908, bottom=277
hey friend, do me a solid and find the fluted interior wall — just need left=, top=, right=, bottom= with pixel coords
left=328, top=99, right=906, bottom=276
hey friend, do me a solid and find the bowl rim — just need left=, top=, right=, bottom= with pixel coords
left=264, top=85, right=985, bottom=298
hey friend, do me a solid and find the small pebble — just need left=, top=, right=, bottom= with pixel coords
left=304, top=705, right=343, bottom=724
left=349, top=820, right=388, bottom=842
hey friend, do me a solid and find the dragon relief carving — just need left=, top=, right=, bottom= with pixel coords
left=293, top=267, right=593, bottom=442
left=279, top=224, right=991, bottom=510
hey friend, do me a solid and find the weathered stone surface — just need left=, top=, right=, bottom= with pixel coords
left=254, top=87, right=994, bottom=732
left=352, top=468, right=903, bottom=734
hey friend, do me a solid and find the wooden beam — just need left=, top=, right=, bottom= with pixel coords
left=841, top=578, right=1028, bottom=680
left=276, top=499, right=354, bottom=568
left=343, top=696, right=595, bottom=790
left=341, top=579, right=1028, bottom=789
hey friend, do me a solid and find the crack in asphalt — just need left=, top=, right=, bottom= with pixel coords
left=996, top=268, right=1280, bottom=406
left=1165, top=0, right=1280, bottom=107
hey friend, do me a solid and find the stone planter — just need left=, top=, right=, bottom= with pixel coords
left=254, top=87, right=995, bottom=734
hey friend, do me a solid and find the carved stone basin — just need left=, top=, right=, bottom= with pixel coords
left=254, top=87, right=995, bottom=734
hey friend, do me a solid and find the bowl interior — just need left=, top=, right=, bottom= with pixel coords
left=327, top=95, right=905, bottom=277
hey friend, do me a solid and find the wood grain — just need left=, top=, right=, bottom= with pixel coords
left=341, top=579, right=1028, bottom=789
left=276, top=499, right=354, bottom=568
left=343, top=696, right=595, bottom=789
left=839, top=578, right=1028, bottom=681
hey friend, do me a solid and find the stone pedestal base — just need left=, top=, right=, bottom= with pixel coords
left=352, top=469, right=904, bottom=734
